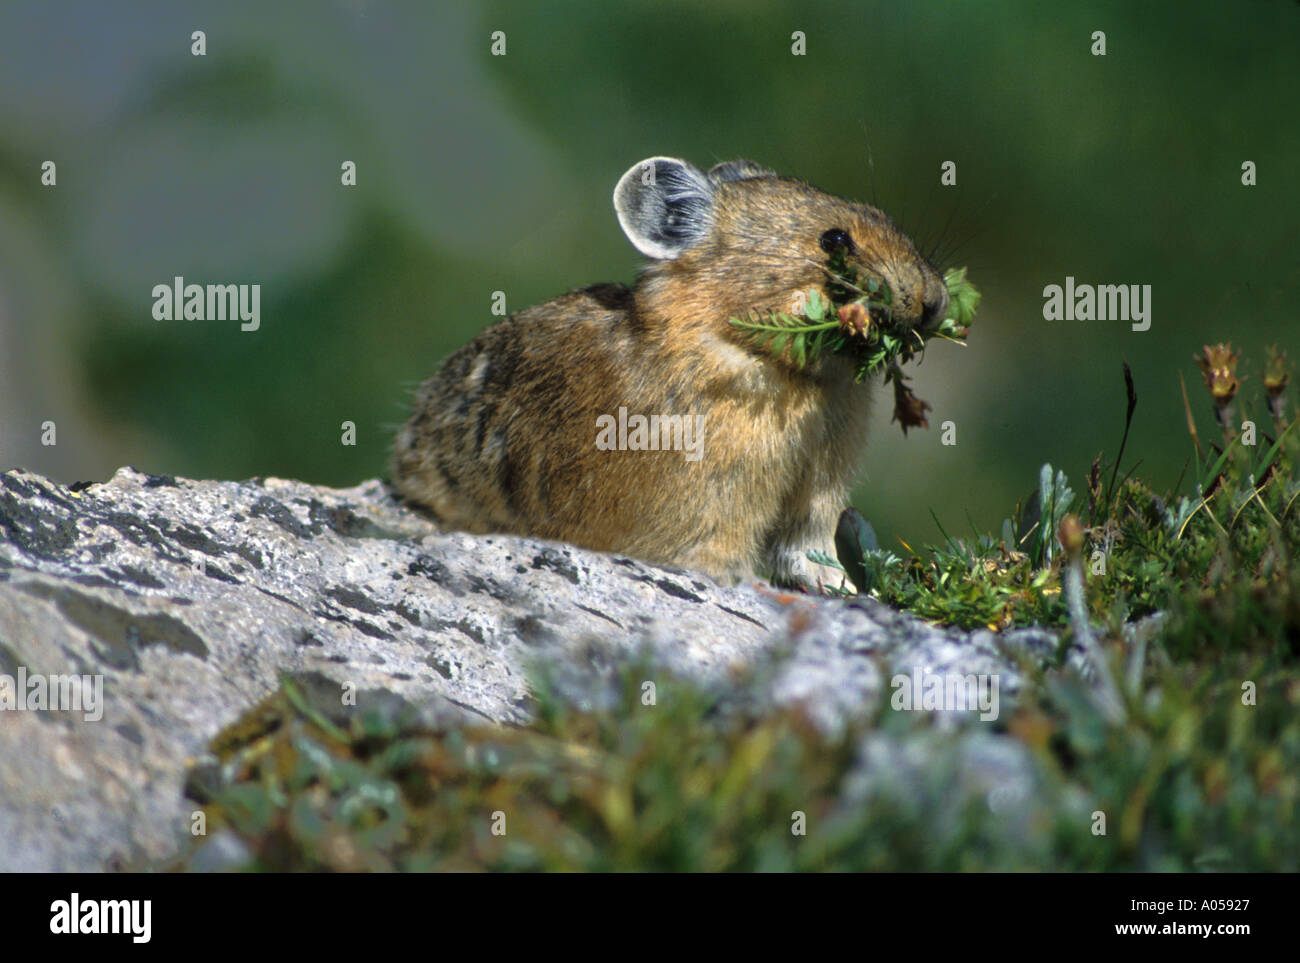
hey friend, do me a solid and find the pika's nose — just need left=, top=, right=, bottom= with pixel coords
left=920, top=278, right=949, bottom=331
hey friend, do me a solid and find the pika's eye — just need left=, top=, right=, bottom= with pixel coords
left=820, top=228, right=853, bottom=253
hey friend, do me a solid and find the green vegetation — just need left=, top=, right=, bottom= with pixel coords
left=831, top=344, right=1299, bottom=641
left=173, top=640, right=1298, bottom=871
left=729, top=261, right=979, bottom=435
left=727, top=263, right=978, bottom=383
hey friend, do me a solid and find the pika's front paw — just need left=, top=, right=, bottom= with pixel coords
left=769, top=550, right=857, bottom=596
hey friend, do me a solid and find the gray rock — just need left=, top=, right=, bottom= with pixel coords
left=0, top=466, right=1069, bottom=871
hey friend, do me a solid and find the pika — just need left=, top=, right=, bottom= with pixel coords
left=391, top=156, right=948, bottom=591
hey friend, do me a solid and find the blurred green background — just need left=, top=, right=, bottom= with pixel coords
left=1, top=0, right=1297, bottom=549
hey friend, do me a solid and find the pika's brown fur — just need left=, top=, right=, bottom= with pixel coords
left=391, top=157, right=947, bottom=590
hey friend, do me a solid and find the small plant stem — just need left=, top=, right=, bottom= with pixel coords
left=1177, top=494, right=1228, bottom=541
left=1179, top=372, right=1204, bottom=460
left=1063, top=555, right=1126, bottom=724
left=1229, top=482, right=1280, bottom=530
left=733, top=319, right=841, bottom=334
left=1282, top=488, right=1300, bottom=521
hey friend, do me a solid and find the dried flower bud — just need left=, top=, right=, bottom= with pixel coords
left=837, top=302, right=870, bottom=338
left=1263, top=345, right=1290, bottom=396
left=1194, top=343, right=1241, bottom=404
left=890, top=378, right=932, bottom=435
left=1058, top=514, right=1085, bottom=558
left=1263, top=345, right=1291, bottom=426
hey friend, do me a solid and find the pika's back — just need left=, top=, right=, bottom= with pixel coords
left=391, top=157, right=945, bottom=589
left=391, top=282, right=640, bottom=535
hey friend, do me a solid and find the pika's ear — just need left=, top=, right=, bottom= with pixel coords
left=613, top=157, right=715, bottom=260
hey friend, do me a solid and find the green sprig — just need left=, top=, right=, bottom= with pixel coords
left=728, top=261, right=980, bottom=384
